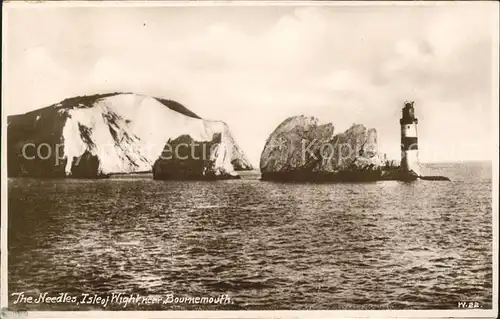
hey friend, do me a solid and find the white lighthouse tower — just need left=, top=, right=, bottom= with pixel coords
left=400, top=101, right=420, bottom=177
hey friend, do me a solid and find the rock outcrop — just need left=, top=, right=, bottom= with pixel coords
left=259, top=116, right=386, bottom=182
left=7, top=93, right=252, bottom=178
left=153, top=133, right=240, bottom=180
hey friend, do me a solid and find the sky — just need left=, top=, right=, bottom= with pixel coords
left=3, top=2, right=498, bottom=166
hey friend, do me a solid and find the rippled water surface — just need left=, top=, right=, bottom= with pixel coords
left=8, top=162, right=493, bottom=310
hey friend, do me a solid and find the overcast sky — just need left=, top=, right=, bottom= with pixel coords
left=3, top=2, right=498, bottom=165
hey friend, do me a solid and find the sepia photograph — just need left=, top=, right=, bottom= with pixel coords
left=1, top=1, right=498, bottom=318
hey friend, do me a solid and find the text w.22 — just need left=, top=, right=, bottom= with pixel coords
left=457, top=301, right=481, bottom=309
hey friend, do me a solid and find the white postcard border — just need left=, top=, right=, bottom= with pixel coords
left=1, top=1, right=498, bottom=318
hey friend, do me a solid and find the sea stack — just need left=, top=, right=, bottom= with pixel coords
left=400, top=101, right=420, bottom=179
left=259, top=116, right=385, bottom=182
left=152, top=133, right=241, bottom=180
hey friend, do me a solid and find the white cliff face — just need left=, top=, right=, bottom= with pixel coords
left=8, top=93, right=252, bottom=177
left=205, top=120, right=239, bottom=176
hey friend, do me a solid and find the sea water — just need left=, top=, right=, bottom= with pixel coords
left=7, top=162, right=493, bottom=310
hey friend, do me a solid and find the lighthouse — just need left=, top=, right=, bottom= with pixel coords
left=400, top=101, right=420, bottom=177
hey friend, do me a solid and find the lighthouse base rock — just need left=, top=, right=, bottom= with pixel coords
left=259, top=116, right=449, bottom=182
left=7, top=93, right=252, bottom=179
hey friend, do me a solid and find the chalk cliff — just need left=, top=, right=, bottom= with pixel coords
left=7, top=93, right=252, bottom=178
left=259, top=116, right=386, bottom=181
